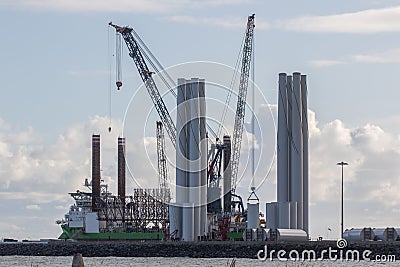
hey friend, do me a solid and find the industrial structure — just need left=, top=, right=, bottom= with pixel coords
left=52, top=11, right=400, bottom=244
left=107, top=14, right=257, bottom=242
left=156, top=121, right=171, bottom=205
left=266, top=72, right=309, bottom=236
left=57, top=14, right=314, bottom=242
left=172, top=78, right=208, bottom=241
left=57, top=135, right=170, bottom=240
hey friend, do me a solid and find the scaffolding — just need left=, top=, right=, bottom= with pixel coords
left=87, top=188, right=170, bottom=233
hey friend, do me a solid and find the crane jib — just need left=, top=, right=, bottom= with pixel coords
left=230, top=14, right=255, bottom=193
left=110, top=22, right=177, bottom=147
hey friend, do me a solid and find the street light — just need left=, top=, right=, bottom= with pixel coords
left=337, top=161, right=348, bottom=239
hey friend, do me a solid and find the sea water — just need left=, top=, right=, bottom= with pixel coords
left=0, top=256, right=398, bottom=267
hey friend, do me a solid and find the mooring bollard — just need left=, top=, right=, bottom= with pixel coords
left=72, top=253, right=84, bottom=267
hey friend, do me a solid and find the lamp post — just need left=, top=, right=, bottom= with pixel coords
left=337, top=161, right=348, bottom=239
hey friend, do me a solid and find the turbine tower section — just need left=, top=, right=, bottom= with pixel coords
left=291, top=72, right=303, bottom=230
left=91, top=134, right=101, bottom=212
left=275, top=72, right=309, bottom=235
left=301, top=75, right=309, bottom=234
left=175, top=78, right=207, bottom=241
left=277, top=73, right=289, bottom=204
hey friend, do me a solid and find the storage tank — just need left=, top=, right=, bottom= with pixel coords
left=254, top=228, right=268, bottom=241
left=242, top=229, right=255, bottom=241
left=343, top=228, right=375, bottom=242
left=373, top=227, right=397, bottom=241
left=267, top=229, right=308, bottom=242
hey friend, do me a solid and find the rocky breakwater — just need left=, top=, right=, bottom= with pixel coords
left=0, top=241, right=400, bottom=260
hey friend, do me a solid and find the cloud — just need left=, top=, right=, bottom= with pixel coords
left=26, top=204, right=40, bottom=210
left=307, top=118, right=400, bottom=205
left=242, top=106, right=400, bottom=238
left=3, top=107, right=400, bottom=240
left=279, top=6, right=400, bottom=34
left=308, top=60, right=346, bottom=67
left=6, top=0, right=400, bottom=35
left=309, top=48, right=400, bottom=67
left=9, top=0, right=250, bottom=14
left=165, top=15, right=270, bottom=30
left=352, top=48, right=400, bottom=63
left=0, top=115, right=127, bottom=238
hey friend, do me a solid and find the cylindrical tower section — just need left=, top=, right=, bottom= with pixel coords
left=291, top=72, right=303, bottom=230
left=277, top=73, right=289, bottom=203
left=223, top=135, right=232, bottom=213
left=175, top=78, right=189, bottom=238
left=286, top=75, right=293, bottom=203
left=91, top=134, right=101, bottom=212
left=188, top=78, right=201, bottom=240
left=278, top=202, right=290, bottom=229
left=176, top=78, right=189, bottom=205
left=289, top=201, right=297, bottom=229
left=118, top=137, right=126, bottom=222
left=182, top=203, right=194, bottom=241
left=247, top=203, right=259, bottom=229
left=118, top=137, right=126, bottom=199
left=169, top=203, right=182, bottom=240
left=266, top=202, right=278, bottom=229
left=199, top=78, right=207, bottom=236
left=301, top=74, right=309, bottom=234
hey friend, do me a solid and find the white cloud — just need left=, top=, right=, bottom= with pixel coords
left=352, top=48, right=400, bottom=63
left=0, top=192, right=65, bottom=204
left=279, top=6, right=400, bottom=34
left=242, top=106, right=400, bottom=239
left=310, top=47, right=400, bottom=67
left=308, top=60, right=345, bottom=67
left=9, top=0, right=250, bottom=14
left=26, top=204, right=40, bottom=210
left=165, top=15, right=270, bottom=30
left=2, top=108, right=400, bottom=240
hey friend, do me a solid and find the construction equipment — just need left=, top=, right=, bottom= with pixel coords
left=207, top=143, right=224, bottom=188
left=115, top=32, right=123, bottom=90
left=156, top=121, right=170, bottom=204
left=109, top=22, right=177, bottom=147
left=230, top=14, right=255, bottom=195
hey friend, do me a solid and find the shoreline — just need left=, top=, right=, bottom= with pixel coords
left=1, top=241, right=399, bottom=259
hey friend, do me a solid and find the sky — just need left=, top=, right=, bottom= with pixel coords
left=2, top=0, right=400, bottom=240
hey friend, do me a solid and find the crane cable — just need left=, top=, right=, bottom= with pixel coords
left=217, top=30, right=246, bottom=138
left=131, top=29, right=176, bottom=96
left=113, top=24, right=217, bottom=153
left=108, top=26, right=112, bottom=132
left=251, top=29, right=255, bottom=190
left=116, top=33, right=123, bottom=89
left=132, top=28, right=218, bottom=143
left=135, top=38, right=219, bottom=143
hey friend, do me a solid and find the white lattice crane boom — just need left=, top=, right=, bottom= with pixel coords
left=230, top=14, right=255, bottom=194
